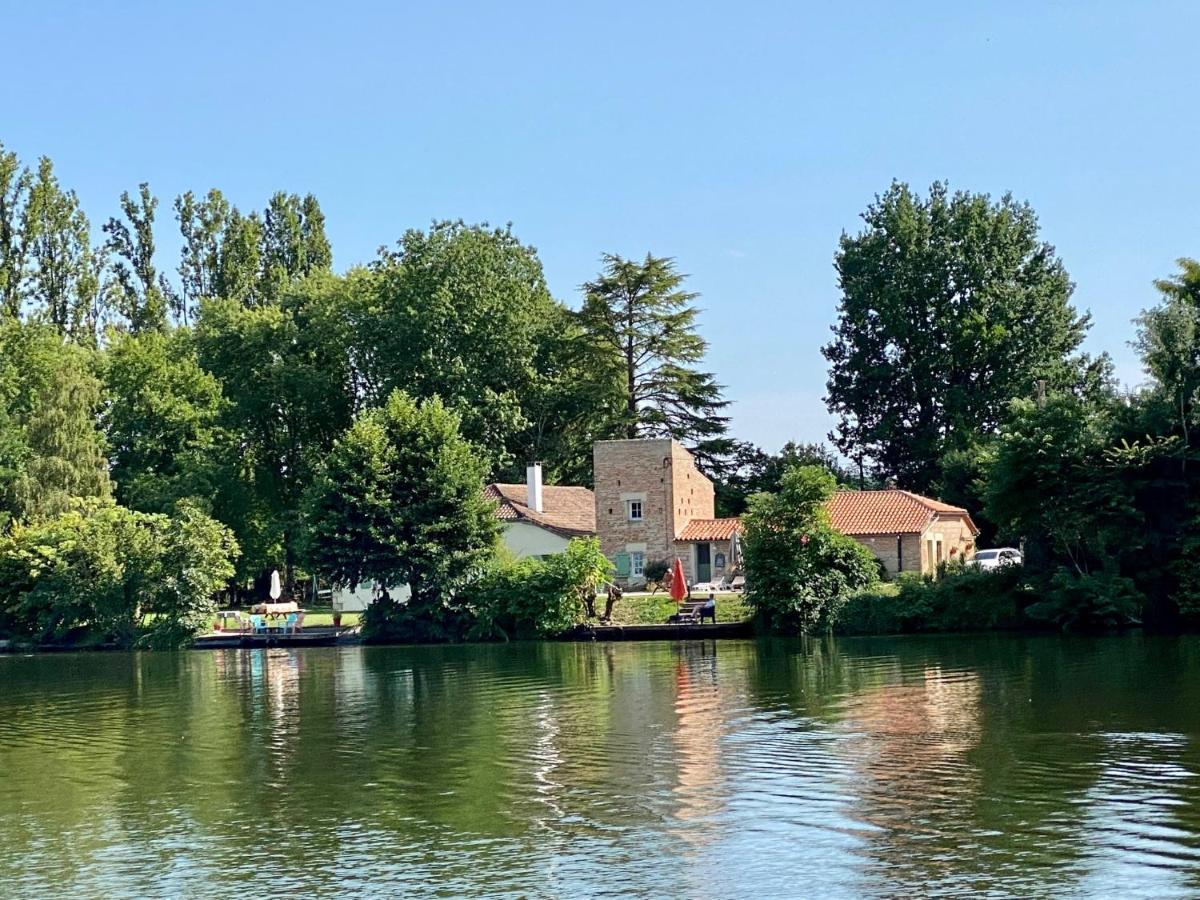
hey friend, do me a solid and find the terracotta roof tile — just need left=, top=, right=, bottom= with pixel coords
left=484, top=483, right=596, bottom=538
left=677, top=518, right=742, bottom=541
left=826, top=489, right=979, bottom=536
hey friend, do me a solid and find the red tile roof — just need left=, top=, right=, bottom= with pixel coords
left=826, top=490, right=979, bottom=536
left=677, top=518, right=742, bottom=541
left=484, top=483, right=596, bottom=538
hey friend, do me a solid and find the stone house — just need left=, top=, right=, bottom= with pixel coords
left=593, top=438, right=740, bottom=587
left=825, top=489, right=979, bottom=577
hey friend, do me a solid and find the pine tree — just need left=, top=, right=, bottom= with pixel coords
left=576, top=253, right=728, bottom=453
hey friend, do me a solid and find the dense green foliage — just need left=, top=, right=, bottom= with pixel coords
left=465, top=538, right=613, bottom=640
left=6, top=134, right=1200, bottom=646
left=741, top=465, right=880, bottom=632
left=0, top=500, right=237, bottom=648
left=837, top=567, right=1030, bottom=635
left=824, top=181, right=1107, bottom=493
left=577, top=253, right=730, bottom=471
left=715, top=440, right=853, bottom=516
left=306, top=391, right=499, bottom=631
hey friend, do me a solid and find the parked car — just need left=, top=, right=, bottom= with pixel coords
left=971, top=548, right=1023, bottom=570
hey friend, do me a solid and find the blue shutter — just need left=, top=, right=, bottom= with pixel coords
left=614, top=553, right=631, bottom=577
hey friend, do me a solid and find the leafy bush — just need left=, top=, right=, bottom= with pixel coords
left=836, top=565, right=1031, bottom=634
left=643, top=557, right=671, bottom=591
left=360, top=590, right=469, bottom=644
left=742, top=465, right=879, bottom=633
left=465, top=538, right=612, bottom=640
left=1025, top=568, right=1142, bottom=632
left=0, top=499, right=238, bottom=648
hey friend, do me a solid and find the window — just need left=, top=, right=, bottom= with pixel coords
left=631, top=552, right=645, bottom=577
left=628, top=500, right=643, bottom=521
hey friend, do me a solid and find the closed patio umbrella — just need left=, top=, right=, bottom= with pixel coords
left=669, top=558, right=688, bottom=603
left=269, top=569, right=282, bottom=601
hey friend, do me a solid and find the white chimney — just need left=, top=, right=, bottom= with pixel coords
left=526, top=462, right=544, bottom=513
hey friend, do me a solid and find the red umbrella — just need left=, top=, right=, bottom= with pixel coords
left=669, top=558, right=688, bottom=603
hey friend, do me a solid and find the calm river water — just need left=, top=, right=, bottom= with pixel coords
left=2, top=636, right=1200, bottom=897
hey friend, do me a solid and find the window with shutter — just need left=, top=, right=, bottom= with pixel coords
left=615, top=553, right=631, bottom=577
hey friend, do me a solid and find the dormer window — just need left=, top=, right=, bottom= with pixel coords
left=627, top=500, right=643, bottom=521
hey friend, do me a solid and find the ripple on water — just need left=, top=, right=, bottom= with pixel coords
left=1, top=637, right=1200, bottom=898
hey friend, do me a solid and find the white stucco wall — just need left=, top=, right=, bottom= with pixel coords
left=332, top=582, right=411, bottom=612
left=502, top=521, right=571, bottom=558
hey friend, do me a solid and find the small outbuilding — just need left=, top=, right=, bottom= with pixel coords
left=825, top=489, right=979, bottom=577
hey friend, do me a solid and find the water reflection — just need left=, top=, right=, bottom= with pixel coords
left=0, top=636, right=1199, bottom=897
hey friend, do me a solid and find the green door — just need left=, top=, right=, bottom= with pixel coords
left=696, top=544, right=711, bottom=582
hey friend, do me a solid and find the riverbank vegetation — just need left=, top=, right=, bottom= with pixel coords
left=1, top=136, right=1199, bottom=645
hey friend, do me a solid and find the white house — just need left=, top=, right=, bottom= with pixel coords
left=484, top=463, right=596, bottom=558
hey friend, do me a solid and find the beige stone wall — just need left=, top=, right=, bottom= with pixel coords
left=673, top=538, right=735, bottom=585
left=593, top=438, right=717, bottom=585
left=918, top=515, right=977, bottom=572
left=849, top=533, right=932, bottom=577
left=669, top=441, right=714, bottom=536
left=594, top=439, right=675, bottom=578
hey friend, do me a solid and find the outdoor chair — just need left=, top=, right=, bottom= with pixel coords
left=284, top=613, right=298, bottom=634
left=667, top=601, right=704, bottom=624
left=249, top=614, right=267, bottom=634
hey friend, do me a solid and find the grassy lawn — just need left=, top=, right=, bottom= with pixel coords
left=588, top=591, right=751, bottom=626
left=301, top=609, right=361, bottom=628
left=210, top=606, right=361, bottom=629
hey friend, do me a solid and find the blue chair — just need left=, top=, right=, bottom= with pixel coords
left=250, top=614, right=267, bottom=634
left=284, top=613, right=298, bottom=634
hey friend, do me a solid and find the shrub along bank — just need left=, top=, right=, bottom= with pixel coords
left=834, top=562, right=1144, bottom=635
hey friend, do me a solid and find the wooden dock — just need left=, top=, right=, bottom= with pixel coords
left=191, top=627, right=354, bottom=650
left=561, top=620, right=755, bottom=642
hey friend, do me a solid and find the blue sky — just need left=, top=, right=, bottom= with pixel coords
left=5, top=1, right=1199, bottom=450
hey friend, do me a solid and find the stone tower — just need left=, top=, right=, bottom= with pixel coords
left=592, top=438, right=715, bottom=585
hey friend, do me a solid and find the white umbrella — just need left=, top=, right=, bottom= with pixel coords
left=269, top=569, right=282, bottom=601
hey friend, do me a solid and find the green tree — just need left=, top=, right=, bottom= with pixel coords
left=174, top=188, right=231, bottom=325
left=3, top=329, right=110, bottom=521
left=577, top=253, right=729, bottom=458
left=216, top=208, right=264, bottom=306
left=505, top=304, right=626, bottom=485
left=194, top=273, right=356, bottom=583
left=824, top=181, right=1104, bottom=491
left=715, top=440, right=852, bottom=516
left=102, top=330, right=228, bottom=514
left=305, top=390, right=499, bottom=627
left=0, top=142, right=32, bottom=319
left=104, top=183, right=171, bottom=333
left=355, top=222, right=559, bottom=470
left=983, top=395, right=1161, bottom=629
left=260, top=192, right=332, bottom=304
left=741, top=464, right=879, bottom=632
left=1135, top=258, right=1200, bottom=463
left=23, top=157, right=102, bottom=341
left=0, top=500, right=237, bottom=647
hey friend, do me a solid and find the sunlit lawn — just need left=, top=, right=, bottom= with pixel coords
left=588, top=591, right=751, bottom=626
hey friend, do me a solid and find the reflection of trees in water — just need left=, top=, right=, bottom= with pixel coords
left=3, top=637, right=1200, bottom=896
left=742, top=635, right=1200, bottom=897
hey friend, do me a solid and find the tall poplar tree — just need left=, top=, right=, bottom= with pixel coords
left=104, top=183, right=172, bottom=333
